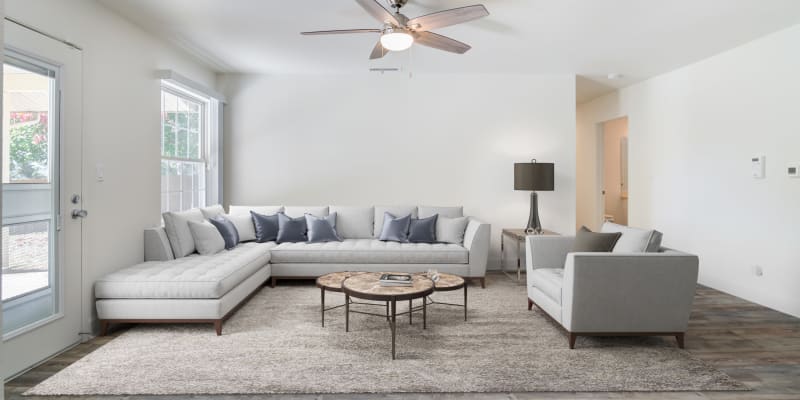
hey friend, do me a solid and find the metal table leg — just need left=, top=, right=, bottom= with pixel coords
left=320, top=287, right=325, bottom=327
left=391, top=299, right=397, bottom=360
left=464, top=283, right=468, bottom=321
left=345, top=294, right=349, bottom=332
left=409, top=299, right=412, bottom=325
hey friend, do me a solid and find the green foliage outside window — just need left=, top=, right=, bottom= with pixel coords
left=9, top=121, right=48, bottom=182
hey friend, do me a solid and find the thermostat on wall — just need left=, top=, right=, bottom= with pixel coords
left=788, top=162, right=800, bottom=178
left=751, top=155, right=765, bottom=179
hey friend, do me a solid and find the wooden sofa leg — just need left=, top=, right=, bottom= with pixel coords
left=271, top=277, right=276, bottom=288
left=99, top=320, right=109, bottom=336
left=527, top=298, right=533, bottom=310
left=480, top=277, right=485, bottom=289
left=568, top=333, right=577, bottom=349
left=214, top=320, right=223, bottom=336
left=675, top=333, right=685, bottom=349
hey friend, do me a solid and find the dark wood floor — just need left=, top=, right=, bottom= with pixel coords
left=5, top=274, right=800, bottom=400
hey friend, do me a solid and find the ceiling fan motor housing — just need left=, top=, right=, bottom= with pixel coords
left=388, top=0, right=409, bottom=10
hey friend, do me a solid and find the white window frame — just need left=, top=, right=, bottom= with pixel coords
left=159, top=79, right=221, bottom=212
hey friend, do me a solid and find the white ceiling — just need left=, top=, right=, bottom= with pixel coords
left=99, top=0, right=800, bottom=103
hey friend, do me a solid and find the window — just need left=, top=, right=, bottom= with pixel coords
left=160, top=84, right=210, bottom=213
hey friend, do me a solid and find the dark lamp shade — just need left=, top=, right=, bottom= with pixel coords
left=514, top=162, right=554, bottom=191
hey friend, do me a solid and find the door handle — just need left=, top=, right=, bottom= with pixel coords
left=71, top=209, right=88, bottom=219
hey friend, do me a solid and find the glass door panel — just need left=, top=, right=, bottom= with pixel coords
left=2, top=55, right=59, bottom=336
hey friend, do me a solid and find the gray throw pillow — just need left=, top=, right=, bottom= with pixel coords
left=436, top=216, right=469, bottom=244
left=408, top=214, right=438, bottom=243
left=209, top=216, right=240, bottom=250
left=305, top=213, right=342, bottom=243
left=277, top=212, right=307, bottom=243
left=251, top=211, right=280, bottom=242
left=572, top=226, right=622, bottom=252
left=379, top=212, right=411, bottom=242
left=187, top=220, right=225, bottom=255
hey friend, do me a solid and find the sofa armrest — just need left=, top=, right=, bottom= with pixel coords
left=144, top=227, right=175, bottom=261
left=463, top=217, right=490, bottom=277
left=561, top=250, right=699, bottom=333
left=525, top=235, right=575, bottom=290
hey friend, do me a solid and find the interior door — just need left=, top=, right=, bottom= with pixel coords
left=1, top=21, right=83, bottom=380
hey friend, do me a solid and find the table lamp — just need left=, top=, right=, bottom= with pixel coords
left=514, top=159, right=554, bottom=234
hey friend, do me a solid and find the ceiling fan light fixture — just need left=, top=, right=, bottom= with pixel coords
left=380, top=28, right=413, bottom=51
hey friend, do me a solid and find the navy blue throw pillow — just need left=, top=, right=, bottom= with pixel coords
left=408, top=214, right=438, bottom=243
left=277, top=212, right=307, bottom=243
left=379, top=212, right=411, bottom=242
left=251, top=211, right=280, bottom=243
left=209, top=216, right=240, bottom=250
left=305, top=212, right=342, bottom=243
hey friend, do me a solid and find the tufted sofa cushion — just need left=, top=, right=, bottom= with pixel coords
left=270, top=239, right=468, bottom=264
left=95, top=242, right=276, bottom=299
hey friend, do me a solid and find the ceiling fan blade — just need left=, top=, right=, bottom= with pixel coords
left=407, top=5, right=489, bottom=31
left=301, top=29, right=381, bottom=35
left=369, top=40, right=388, bottom=59
left=354, top=0, right=401, bottom=26
left=414, top=31, right=471, bottom=54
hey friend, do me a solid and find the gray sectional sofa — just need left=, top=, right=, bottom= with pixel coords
left=95, top=205, right=490, bottom=335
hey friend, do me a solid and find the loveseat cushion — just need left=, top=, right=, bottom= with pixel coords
left=95, top=242, right=275, bottom=299
left=270, top=239, right=468, bottom=264
left=530, top=268, right=564, bottom=305
left=601, top=222, right=663, bottom=253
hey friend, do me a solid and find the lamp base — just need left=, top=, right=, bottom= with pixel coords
left=525, top=191, right=543, bottom=235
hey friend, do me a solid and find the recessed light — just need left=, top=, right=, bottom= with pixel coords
left=607, top=73, right=624, bottom=80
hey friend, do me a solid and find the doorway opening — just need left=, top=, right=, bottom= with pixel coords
left=599, top=116, right=628, bottom=226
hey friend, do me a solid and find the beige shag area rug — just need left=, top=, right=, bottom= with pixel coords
left=26, top=276, right=746, bottom=395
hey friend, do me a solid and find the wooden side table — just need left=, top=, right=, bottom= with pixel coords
left=501, top=228, right=559, bottom=282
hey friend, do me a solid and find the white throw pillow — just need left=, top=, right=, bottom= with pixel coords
left=330, top=206, right=374, bottom=239
left=228, top=205, right=284, bottom=216
left=199, top=204, right=225, bottom=219
left=283, top=206, right=329, bottom=218
left=162, top=208, right=205, bottom=258
left=187, top=220, right=225, bottom=255
left=225, top=213, right=256, bottom=242
left=436, top=216, right=469, bottom=244
left=600, top=222, right=663, bottom=253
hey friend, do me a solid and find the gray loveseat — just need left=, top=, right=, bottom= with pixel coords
left=95, top=205, right=490, bottom=335
left=525, top=223, right=699, bottom=349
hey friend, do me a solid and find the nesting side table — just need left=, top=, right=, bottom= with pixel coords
left=500, top=228, right=559, bottom=281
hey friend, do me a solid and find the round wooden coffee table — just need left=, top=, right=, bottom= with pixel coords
left=342, top=272, right=434, bottom=360
left=316, top=271, right=370, bottom=327
left=425, top=272, right=468, bottom=321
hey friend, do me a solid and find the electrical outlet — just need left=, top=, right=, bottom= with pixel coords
left=752, top=265, right=764, bottom=277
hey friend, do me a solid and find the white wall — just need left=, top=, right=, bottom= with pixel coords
left=577, top=24, right=800, bottom=317
left=218, top=73, right=577, bottom=266
left=5, top=0, right=217, bottom=333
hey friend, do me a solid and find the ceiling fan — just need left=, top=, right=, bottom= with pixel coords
left=301, top=0, right=489, bottom=59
